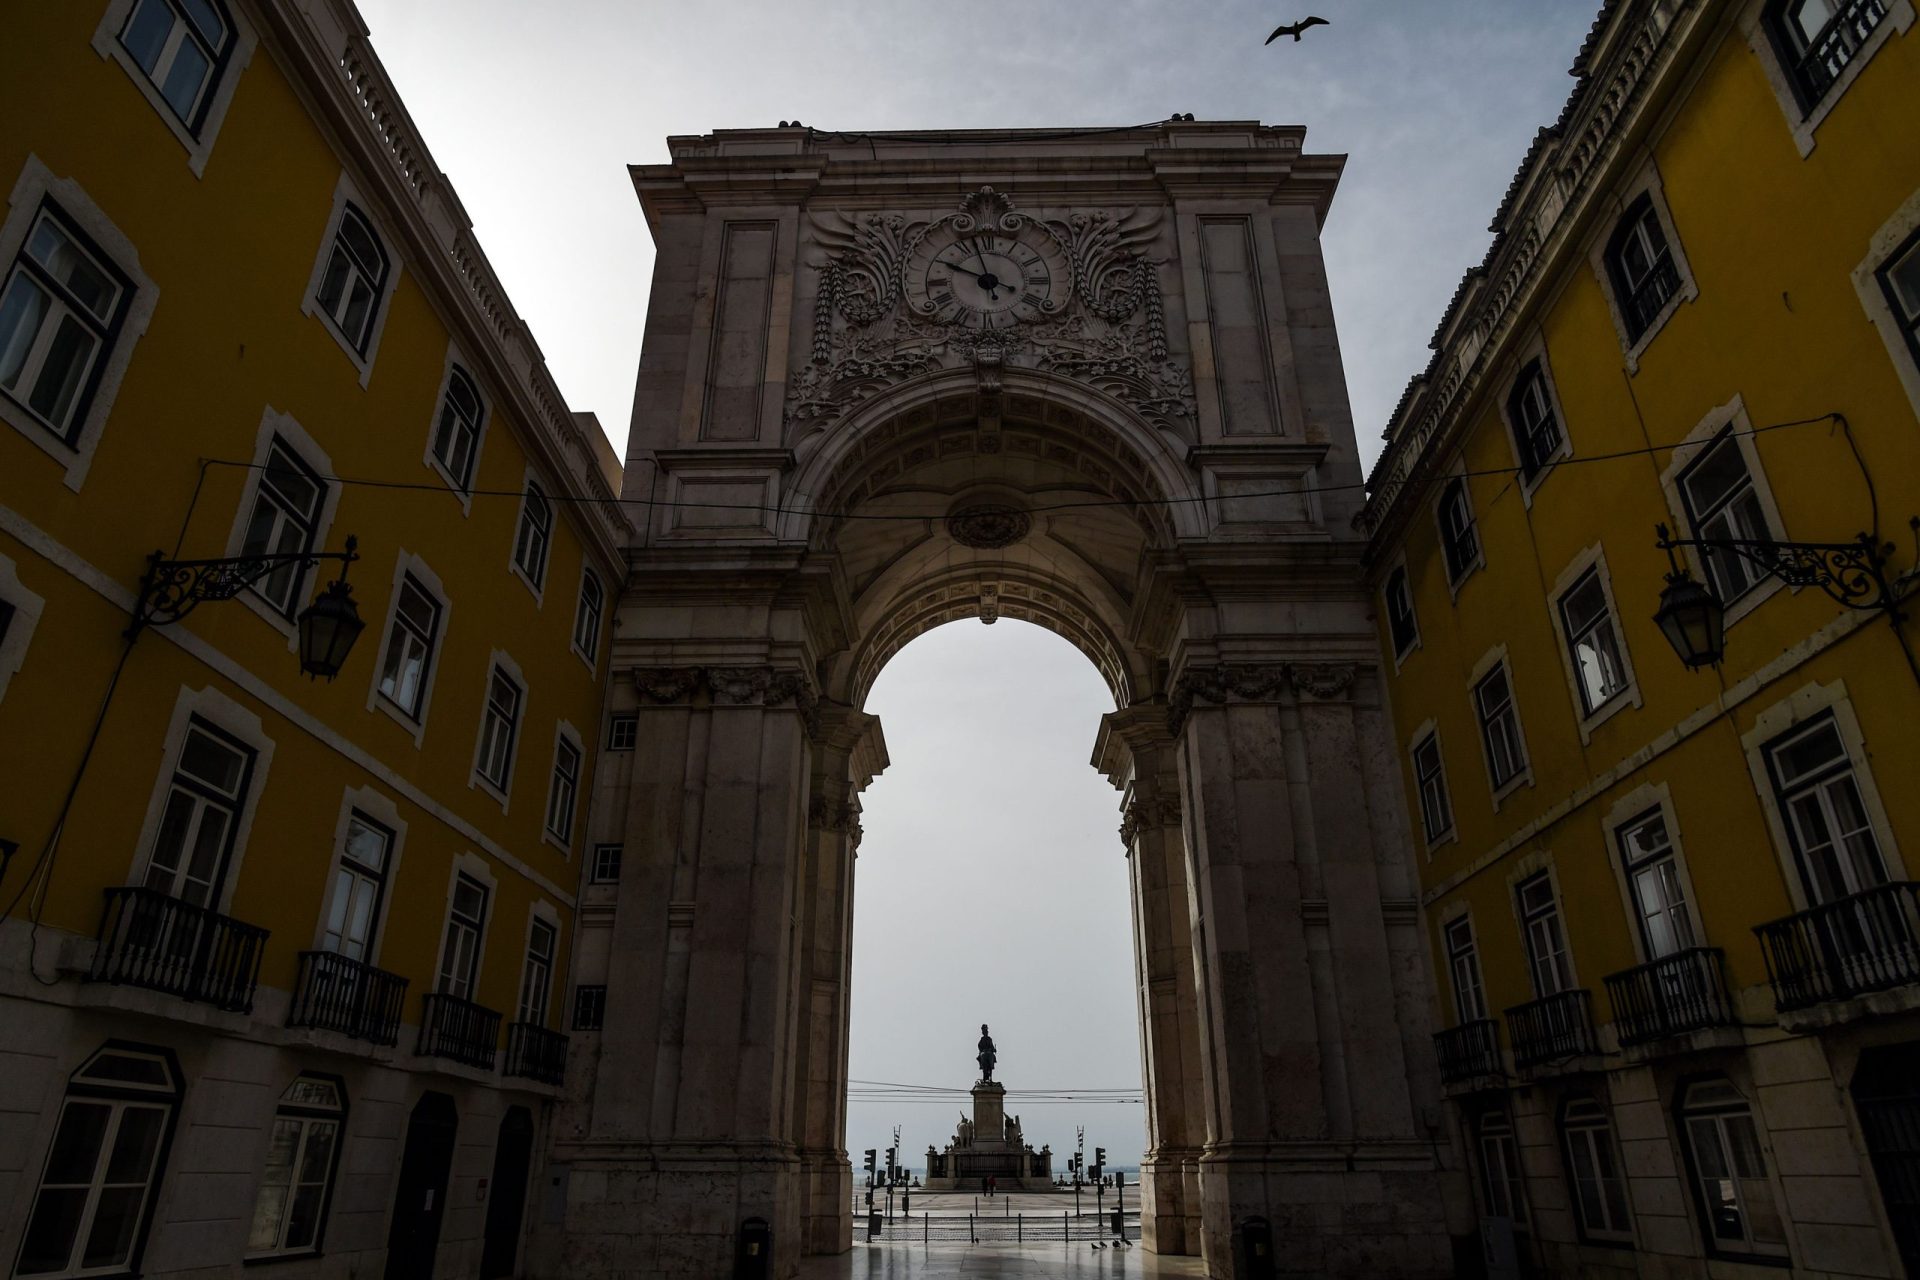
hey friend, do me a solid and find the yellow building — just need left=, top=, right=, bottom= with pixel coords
left=1361, top=0, right=1920, bottom=1274
left=0, top=0, right=625, bottom=1275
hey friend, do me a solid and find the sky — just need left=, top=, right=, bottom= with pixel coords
left=346, top=0, right=1604, bottom=1162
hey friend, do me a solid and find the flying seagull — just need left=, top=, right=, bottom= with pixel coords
left=1266, top=15, right=1329, bottom=42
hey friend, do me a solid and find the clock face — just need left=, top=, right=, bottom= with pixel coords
left=905, top=223, right=1068, bottom=329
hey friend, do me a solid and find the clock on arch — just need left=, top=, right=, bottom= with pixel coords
left=904, top=215, right=1070, bottom=330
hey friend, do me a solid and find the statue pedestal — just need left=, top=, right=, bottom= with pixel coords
left=923, top=1078, right=1053, bottom=1190
left=971, top=1080, right=1005, bottom=1136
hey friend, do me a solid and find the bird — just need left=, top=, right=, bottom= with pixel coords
left=1266, top=16, right=1329, bottom=42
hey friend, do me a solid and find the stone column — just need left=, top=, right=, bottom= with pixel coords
left=789, top=704, right=886, bottom=1255
left=1172, top=661, right=1452, bottom=1278
left=563, top=665, right=818, bottom=1277
left=1096, top=707, right=1207, bottom=1256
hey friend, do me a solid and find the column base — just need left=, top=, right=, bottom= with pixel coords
left=1196, top=1142, right=1454, bottom=1278
left=1140, top=1149, right=1203, bottom=1255
left=555, top=1142, right=802, bottom=1278
left=798, top=1151, right=852, bottom=1255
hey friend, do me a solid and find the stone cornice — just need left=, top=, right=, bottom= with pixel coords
left=1356, top=0, right=1707, bottom=552
left=1166, top=661, right=1363, bottom=735
left=629, top=665, right=820, bottom=730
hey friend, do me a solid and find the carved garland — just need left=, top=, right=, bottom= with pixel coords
left=789, top=188, right=1194, bottom=438
left=630, top=665, right=821, bottom=733
left=1165, top=662, right=1362, bottom=735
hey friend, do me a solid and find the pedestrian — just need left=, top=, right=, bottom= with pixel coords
left=989, top=1174, right=997, bottom=1197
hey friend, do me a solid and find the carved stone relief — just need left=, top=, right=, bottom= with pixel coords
left=1166, top=662, right=1360, bottom=734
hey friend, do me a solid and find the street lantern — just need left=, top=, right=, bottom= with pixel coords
left=1652, top=564, right=1725, bottom=670
left=297, top=574, right=365, bottom=680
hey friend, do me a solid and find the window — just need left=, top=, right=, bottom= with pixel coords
left=430, top=365, right=484, bottom=491
left=1516, top=872, right=1572, bottom=998
left=1605, top=195, right=1681, bottom=343
left=1764, top=714, right=1888, bottom=905
left=1559, top=567, right=1629, bottom=716
left=1411, top=732, right=1451, bottom=844
left=1474, top=663, right=1526, bottom=790
left=1437, top=478, right=1479, bottom=583
left=0, top=205, right=131, bottom=443
left=513, top=482, right=554, bottom=590
left=518, top=918, right=556, bottom=1027
left=1506, top=360, right=1564, bottom=480
left=1476, top=1110, right=1528, bottom=1225
left=591, top=844, right=622, bottom=885
left=0, top=598, right=15, bottom=650
left=1676, top=429, right=1775, bottom=602
left=1875, top=228, right=1920, bottom=375
left=116, top=0, right=233, bottom=129
left=239, top=438, right=327, bottom=617
left=1765, top=0, right=1892, bottom=108
left=1679, top=1079, right=1789, bottom=1258
left=142, top=719, right=254, bottom=907
left=1445, top=917, right=1486, bottom=1022
left=545, top=736, right=581, bottom=846
left=321, top=812, right=391, bottom=963
left=17, top=1045, right=180, bottom=1278
left=573, top=569, right=604, bottom=662
left=1385, top=566, right=1418, bottom=658
left=1562, top=1098, right=1633, bottom=1242
left=437, top=874, right=488, bottom=1001
left=475, top=667, right=522, bottom=793
left=375, top=574, right=440, bottom=721
left=315, top=204, right=388, bottom=355
left=606, top=714, right=637, bottom=752
left=246, top=1077, right=343, bottom=1259
left=573, top=985, right=607, bottom=1031
left=1617, top=810, right=1696, bottom=959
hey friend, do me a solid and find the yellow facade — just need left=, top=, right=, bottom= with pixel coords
left=0, top=0, right=623, bottom=1274
left=1363, top=0, right=1920, bottom=1273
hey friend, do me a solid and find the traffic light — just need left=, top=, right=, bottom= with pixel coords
left=1093, top=1147, right=1106, bottom=1179
left=863, top=1148, right=877, bottom=1182
left=885, top=1147, right=897, bottom=1183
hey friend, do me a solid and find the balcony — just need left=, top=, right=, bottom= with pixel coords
left=1623, top=255, right=1681, bottom=338
left=1604, top=947, right=1735, bottom=1047
left=418, top=992, right=502, bottom=1070
left=1506, top=989, right=1597, bottom=1071
left=1790, top=0, right=1889, bottom=103
left=90, top=886, right=269, bottom=1014
left=505, top=1021, right=570, bottom=1086
left=288, top=950, right=410, bottom=1046
left=1756, top=882, right=1920, bottom=1012
left=1433, top=1020, right=1504, bottom=1086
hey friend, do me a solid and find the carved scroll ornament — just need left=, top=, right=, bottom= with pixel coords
left=1166, top=662, right=1362, bottom=734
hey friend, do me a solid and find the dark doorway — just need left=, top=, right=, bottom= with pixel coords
left=384, top=1091, right=458, bottom=1280
left=1852, top=1042, right=1920, bottom=1273
left=480, top=1106, right=535, bottom=1278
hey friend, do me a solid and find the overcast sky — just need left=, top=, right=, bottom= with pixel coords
left=349, top=0, right=1601, bottom=1162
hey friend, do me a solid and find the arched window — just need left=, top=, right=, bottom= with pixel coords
left=1561, top=1097, right=1632, bottom=1242
left=1678, top=1078, right=1789, bottom=1259
left=1476, top=1110, right=1528, bottom=1225
left=315, top=204, right=390, bottom=355
left=431, top=365, right=485, bottom=491
left=16, top=1044, right=181, bottom=1276
left=513, top=482, right=554, bottom=590
left=1437, top=478, right=1479, bottom=584
left=246, top=1076, right=346, bottom=1258
left=117, top=0, right=235, bottom=130
left=1764, top=0, right=1892, bottom=108
left=1605, top=196, right=1680, bottom=343
left=1505, top=360, right=1563, bottom=480
left=1384, top=565, right=1418, bottom=658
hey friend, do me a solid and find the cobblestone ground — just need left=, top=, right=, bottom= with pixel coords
left=810, top=1190, right=1202, bottom=1275
left=799, top=1241, right=1209, bottom=1278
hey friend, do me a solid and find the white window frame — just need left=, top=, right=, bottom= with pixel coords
left=1561, top=1097, right=1634, bottom=1244
left=244, top=1075, right=345, bottom=1259
left=127, top=685, right=273, bottom=914
left=1602, top=783, right=1709, bottom=965
left=363, top=552, right=450, bottom=745
left=1587, top=164, right=1699, bottom=371
left=1468, top=647, right=1532, bottom=806
left=571, top=567, right=604, bottom=670
left=435, top=854, right=496, bottom=1002
left=1382, top=553, right=1420, bottom=668
left=1743, top=0, right=1913, bottom=157
left=470, top=651, right=527, bottom=809
left=1547, top=545, right=1642, bottom=742
left=1441, top=909, right=1487, bottom=1024
left=422, top=342, right=490, bottom=508
left=509, top=472, right=554, bottom=601
left=542, top=721, right=583, bottom=854
left=1658, top=396, right=1790, bottom=629
left=1476, top=1109, right=1529, bottom=1226
left=91, top=0, right=257, bottom=175
left=299, top=173, right=400, bottom=386
left=311, top=786, right=407, bottom=963
left=590, top=843, right=623, bottom=885
left=1407, top=720, right=1454, bottom=851
left=0, top=157, right=158, bottom=490
left=605, top=713, right=637, bottom=752
left=1741, top=680, right=1906, bottom=913
left=1433, top=468, right=1483, bottom=594
left=1496, top=336, right=1573, bottom=505
left=1512, top=866, right=1576, bottom=999
left=0, top=551, right=46, bottom=705
left=1678, top=1078, right=1794, bottom=1261
left=1853, top=185, right=1920, bottom=423
left=516, top=905, right=560, bottom=1028
left=220, top=408, right=341, bottom=643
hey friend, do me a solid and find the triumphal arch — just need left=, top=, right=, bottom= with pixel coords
left=559, top=121, right=1463, bottom=1276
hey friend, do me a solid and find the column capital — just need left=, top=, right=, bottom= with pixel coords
left=1092, top=704, right=1176, bottom=789
left=1119, top=793, right=1183, bottom=847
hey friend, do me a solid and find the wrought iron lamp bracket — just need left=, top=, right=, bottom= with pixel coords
left=1654, top=523, right=1902, bottom=618
left=127, top=537, right=360, bottom=636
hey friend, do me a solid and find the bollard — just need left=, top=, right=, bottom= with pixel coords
left=867, top=1210, right=882, bottom=1242
left=1233, top=1215, right=1276, bottom=1280
left=968, top=1212, right=976, bottom=1244
left=1017, top=1212, right=1023, bottom=1242
left=1112, top=1206, right=1124, bottom=1239
left=1063, top=1210, right=1069, bottom=1242
left=735, top=1217, right=771, bottom=1280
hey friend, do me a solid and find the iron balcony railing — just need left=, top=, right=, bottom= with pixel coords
left=1756, top=882, right=1920, bottom=1012
left=287, top=950, right=409, bottom=1046
left=1791, top=0, right=1889, bottom=103
left=1433, top=1019, right=1504, bottom=1085
left=1623, top=255, right=1682, bottom=339
left=505, top=1021, right=569, bottom=1086
left=1506, top=989, right=1597, bottom=1070
left=1604, top=947, right=1734, bottom=1047
left=91, top=885, right=269, bottom=1013
left=418, top=992, right=502, bottom=1070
